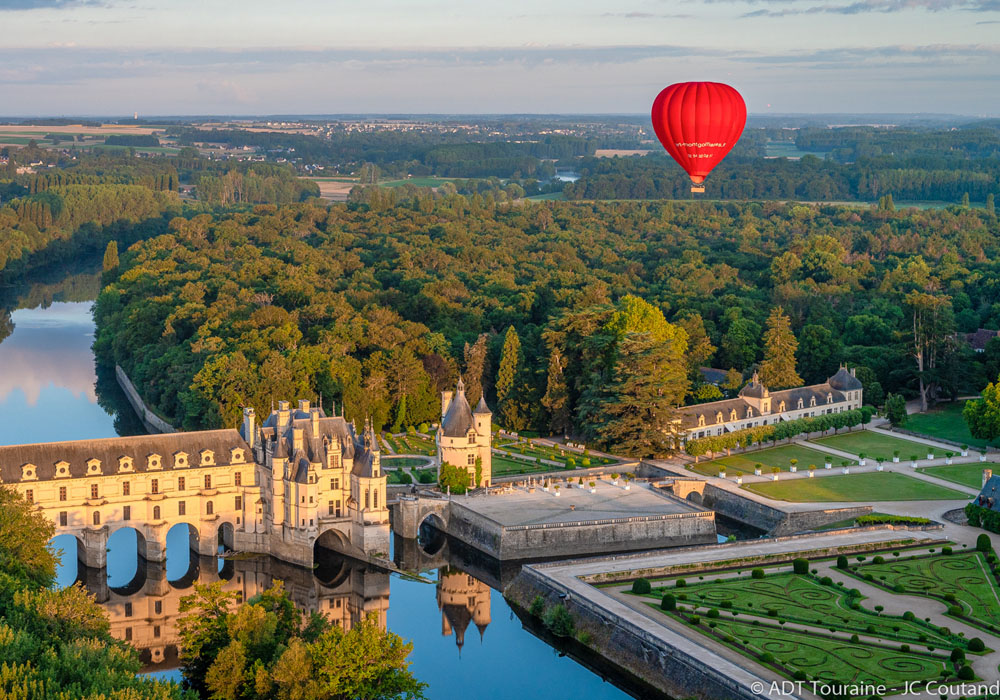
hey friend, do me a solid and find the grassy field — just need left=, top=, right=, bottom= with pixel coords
left=917, top=463, right=996, bottom=489
left=847, top=551, right=1000, bottom=632
left=812, top=431, right=930, bottom=459
left=382, top=456, right=431, bottom=469
left=691, top=444, right=834, bottom=477
left=492, top=455, right=552, bottom=476
left=631, top=570, right=958, bottom=690
left=743, top=472, right=968, bottom=502
left=380, top=177, right=455, bottom=188
left=904, top=402, right=997, bottom=449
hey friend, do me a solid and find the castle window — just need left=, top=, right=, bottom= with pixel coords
left=155, top=601, right=162, bottom=615
left=178, top=476, right=185, bottom=491
left=810, top=397, right=816, bottom=407
left=204, top=474, right=212, bottom=489
left=93, top=512, right=101, bottom=526
left=25, top=489, right=33, bottom=504
left=123, top=482, right=130, bottom=496
left=153, top=506, right=161, bottom=520
left=86, top=459, right=102, bottom=476
left=123, top=505, right=131, bottom=521
left=90, top=483, right=99, bottom=499
left=206, top=501, right=214, bottom=515
left=374, top=491, right=378, bottom=508
left=826, top=393, right=833, bottom=404
left=747, top=408, right=754, bottom=418
left=200, top=450, right=214, bottom=467
left=179, top=501, right=186, bottom=516
left=55, top=461, right=70, bottom=478
left=147, top=454, right=161, bottom=470
left=235, top=472, right=242, bottom=487
left=151, top=479, right=159, bottom=494
left=235, top=496, right=242, bottom=510
left=21, top=464, right=37, bottom=481
left=173, top=452, right=188, bottom=469
left=59, top=486, right=67, bottom=501
left=125, top=627, right=132, bottom=641
left=467, top=454, right=475, bottom=465
left=119, top=456, right=133, bottom=472
left=59, top=512, right=67, bottom=527
left=330, top=477, right=340, bottom=490
left=125, top=602, right=132, bottom=617
left=365, top=490, right=370, bottom=510
left=231, top=448, right=245, bottom=463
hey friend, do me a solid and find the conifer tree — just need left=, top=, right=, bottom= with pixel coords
left=542, top=347, right=570, bottom=436
left=758, top=307, right=803, bottom=389
left=496, top=326, right=522, bottom=429
left=103, top=240, right=119, bottom=272
left=463, top=334, right=489, bottom=406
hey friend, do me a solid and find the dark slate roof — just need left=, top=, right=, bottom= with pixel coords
left=699, top=367, right=729, bottom=385
left=739, top=377, right=767, bottom=399
left=442, top=388, right=474, bottom=437
left=473, top=396, right=492, bottom=415
left=0, top=429, right=249, bottom=483
left=676, top=398, right=750, bottom=429
left=966, top=329, right=1000, bottom=352
left=442, top=603, right=473, bottom=649
left=828, top=367, right=863, bottom=391
left=770, top=383, right=845, bottom=411
left=975, top=475, right=1000, bottom=511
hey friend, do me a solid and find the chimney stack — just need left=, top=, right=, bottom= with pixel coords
left=243, top=407, right=256, bottom=449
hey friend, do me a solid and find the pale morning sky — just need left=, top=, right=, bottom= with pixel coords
left=0, top=0, right=997, bottom=115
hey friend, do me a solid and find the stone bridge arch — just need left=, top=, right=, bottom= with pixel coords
left=390, top=497, right=450, bottom=540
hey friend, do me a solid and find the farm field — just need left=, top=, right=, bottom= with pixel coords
left=811, top=430, right=929, bottom=459
left=743, top=472, right=968, bottom=502
left=917, top=463, right=997, bottom=489
left=628, top=565, right=971, bottom=691
left=691, top=444, right=833, bottom=477
left=904, top=402, right=998, bottom=449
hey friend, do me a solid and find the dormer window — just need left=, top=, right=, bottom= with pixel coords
left=87, top=458, right=102, bottom=476
left=119, top=456, right=134, bottom=472
left=715, top=411, right=723, bottom=424
left=729, top=409, right=737, bottom=421
left=231, top=448, right=245, bottom=464
left=746, top=408, right=754, bottom=418
left=826, top=393, right=833, bottom=404
left=797, top=399, right=804, bottom=410
left=809, top=397, right=816, bottom=407
left=55, top=461, right=70, bottom=478
left=698, top=414, right=706, bottom=427
left=21, top=463, right=37, bottom=481
left=200, top=450, right=215, bottom=466
left=147, top=454, right=162, bottom=470
left=778, top=401, right=786, bottom=412
left=174, top=452, right=189, bottom=469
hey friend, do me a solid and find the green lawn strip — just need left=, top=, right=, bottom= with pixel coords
left=491, top=455, right=552, bottom=476
left=656, top=607, right=951, bottom=690
left=844, top=551, right=1000, bottom=634
left=691, top=444, right=835, bottom=477
left=812, top=431, right=936, bottom=459
left=634, top=573, right=957, bottom=647
left=917, top=463, right=998, bottom=490
left=905, top=402, right=999, bottom=450
left=743, top=472, right=968, bottom=502
left=382, top=456, right=429, bottom=468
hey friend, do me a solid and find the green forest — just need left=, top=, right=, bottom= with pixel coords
left=91, top=194, right=1000, bottom=455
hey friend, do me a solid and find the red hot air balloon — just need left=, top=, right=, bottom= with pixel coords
left=651, top=82, right=747, bottom=193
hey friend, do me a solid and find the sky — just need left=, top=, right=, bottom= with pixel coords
left=0, top=0, right=997, bottom=115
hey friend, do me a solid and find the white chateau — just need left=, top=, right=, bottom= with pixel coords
left=436, top=378, right=493, bottom=488
left=676, top=366, right=864, bottom=441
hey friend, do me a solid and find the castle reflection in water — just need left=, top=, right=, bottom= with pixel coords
left=72, top=533, right=499, bottom=673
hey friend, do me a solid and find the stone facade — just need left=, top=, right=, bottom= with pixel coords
left=436, top=378, right=493, bottom=488
left=677, top=366, right=864, bottom=442
left=0, top=399, right=390, bottom=570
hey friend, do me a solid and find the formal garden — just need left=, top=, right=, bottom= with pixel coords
left=810, top=431, right=933, bottom=461
left=383, top=432, right=437, bottom=456
left=917, top=463, right=998, bottom=490
left=743, top=472, right=969, bottom=502
left=690, top=444, right=833, bottom=478
left=624, top=552, right=991, bottom=693
left=905, top=402, right=1000, bottom=450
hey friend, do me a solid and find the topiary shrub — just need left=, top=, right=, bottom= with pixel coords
left=942, top=546, right=953, bottom=555
left=958, top=665, right=975, bottom=681
left=688, top=615, right=701, bottom=626
left=751, top=568, right=765, bottom=579
left=675, top=579, right=687, bottom=588
left=720, top=600, right=733, bottom=608
left=792, top=558, right=809, bottom=575
left=793, top=670, right=807, bottom=682
left=850, top=634, right=860, bottom=643
left=873, top=555, right=885, bottom=564
left=977, top=533, right=992, bottom=553
left=948, top=605, right=963, bottom=616
left=661, top=594, right=676, bottom=611
left=631, top=578, right=652, bottom=594
left=759, top=652, right=775, bottom=664
left=950, top=648, right=966, bottom=663
left=903, top=611, right=915, bottom=621
left=969, top=637, right=985, bottom=652
left=707, top=608, right=720, bottom=619
left=820, top=576, right=833, bottom=586
left=836, top=555, right=849, bottom=569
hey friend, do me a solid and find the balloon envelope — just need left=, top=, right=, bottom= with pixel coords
left=651, top=82, right=747, bottom=185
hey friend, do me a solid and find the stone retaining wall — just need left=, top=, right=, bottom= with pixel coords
left=115, top=365, right=175, bottom=433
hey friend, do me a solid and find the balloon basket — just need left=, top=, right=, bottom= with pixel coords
left=690, top=186, right=705, bottom=194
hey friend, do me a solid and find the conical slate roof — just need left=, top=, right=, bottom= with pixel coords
left=828, top=366, right=863, bottom=391
left=473, top=395, right=492, bottom=415
left=442, top=381, right=474, bottom=437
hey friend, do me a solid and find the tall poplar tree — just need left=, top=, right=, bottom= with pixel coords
left=102, top=240, right=119, bottom=272
left=758, top=307, right=803, bottom=389
left=496, top=326, right=523, bottom=429
left=541, top=347, right=570, bottom=436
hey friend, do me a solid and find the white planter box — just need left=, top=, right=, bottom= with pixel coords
left=876, top=464, right=883, bottom=471
left=982, top=455, right=988, bottom=462
left=927, top=453, right=935, bottom=460
left=772, top=474, right=779, bottom=481
left=590, top=488, right=596, bottom=493
left=736, top=476, right=743, bottom=485
left=843, top=468, right=850, bottom=475
left=754, top=468, right=762, bottom=476
left=825, top=463, right=831, bottom=470
left=893, top=456, right=899, bottom=463
left=946, top=458, right=953, bottom=465
left=612, top=480, right=619, bottom=486
left=962, top=450, right=969, bottom=457
left=719, top=471, right=727, bottom=479
left=543, top=487, right=549, bottom=492
left=554, top=490, right=561, bottom=497
left=911, top=461, right=918, bottom=468
left=790, top=466, right=797, bottom=473
left=808, top=471, right=815, bottom=478
left=624, top=484, right=631, bottom=490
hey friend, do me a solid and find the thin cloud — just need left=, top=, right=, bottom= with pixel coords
left=0, top=0, right=102, bottom=9
left=602, top=11, right=695, bottom=18
left=739, top=0, right=999, bottom=14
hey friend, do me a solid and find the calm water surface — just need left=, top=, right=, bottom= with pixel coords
left=1, top=268, right=637, bottom=700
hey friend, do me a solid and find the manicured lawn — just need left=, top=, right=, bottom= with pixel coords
left=382, top=456, right=431, bottom=468
left=905, top=402, right=998, bottom=449
left=812, top=430, right=930, bottom=459
left=691, top=444, right=835, bottom=477
left=917, top=463, right=997, bottom=490
left=491, top=455, right=552, bottom=476
left=631, top=571, right=958, bottom=690
left=743, top=472, right=968, bottom=502
left=847, top=551, right=1000, bottom=632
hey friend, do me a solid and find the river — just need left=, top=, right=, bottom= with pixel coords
left=0, top=264, right=640, bottom=700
